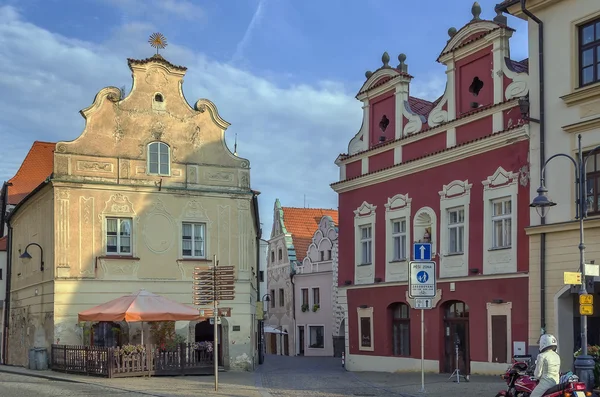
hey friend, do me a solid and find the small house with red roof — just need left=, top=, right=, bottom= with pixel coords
left=265, top=199, right=338, bottom=356
left=0, top=140, right=55, bottom=363
left=331, top=2, right=531, bottom=374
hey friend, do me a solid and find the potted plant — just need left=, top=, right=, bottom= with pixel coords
left=312, top=304, right=320, bottom=312
left=301, top=303, right=309, bottom=312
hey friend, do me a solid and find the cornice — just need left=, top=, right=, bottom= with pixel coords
left=562, top=117, right=600, bottom=134
left=337, top=99, right=519, bottom=165
left=525, top=217, right=600, bottom=235
left=561, top=83, right=600, bottom=107
left=331, top=126, right=528, bottom=194
left=439, top=27, right=508, bottom=64
left=338, top=272, right=528, bottom=291
left=502, top=0, right=563, bottom=19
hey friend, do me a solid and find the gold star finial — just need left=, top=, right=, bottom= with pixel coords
left=148, top=32, right=168, bottom=55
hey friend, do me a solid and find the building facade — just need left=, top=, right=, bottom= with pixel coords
left=5, top=53, right=260, bottom=370
left=0, top=141, right=56, bottom=364
left=331, top=3, right=532, bottom=374
left=266, top=200, right=337, bottom=356
left=294, top=214, right=343, bottom=357
left=498, top=0, right=600, bottom=371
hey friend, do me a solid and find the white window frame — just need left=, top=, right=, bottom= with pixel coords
left=147, top=141, right=171, bottom=176
left=181, top=222, right=206, bottom=259
left=359, top=225, right=372, bottom=265
left=354, top=202, right=376, bottom=285
left=491, top=198, right=512, bottom=249
left=482, top=167, right=519, bottom=275
left=384, top=193, right=412, bottom=283
left=439, top=180, right=472, bottom=278
left=392, top=218, right=408, bottom=260
left=105, top=217, right=133, bottom=256
left=307, top=324, right=325, bottom=349
left=357, top=306, right=374, bottom=352
left=447, top=207, right=465, bottom=254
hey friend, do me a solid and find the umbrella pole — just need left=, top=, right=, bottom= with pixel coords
left=141, top=321, right=144, bottom=345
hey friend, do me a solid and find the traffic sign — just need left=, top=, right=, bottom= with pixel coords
left=564, top=272, right=582, bottom=285
left=409, top=261, right=436, bottom=298
left=413, top=243, right=432, bottom=261
left=414, top=298, right=433, bottom=309
left=580, top=294, right=593, bottom=304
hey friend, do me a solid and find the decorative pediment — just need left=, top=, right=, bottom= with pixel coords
left=354, top=201, right=377, bottom=218
left=99, top=193, right=136, bottom=219
left=438, top=21, right=503, bottom=60
left=439, top=180, right=473, bottom=199
left=414, top=207, right=435, bottom=226
left=403, top=100, right=425, bottom=135
left=385, top=193, right=412, bottom=211
left=357, top=68, right=400, bottom=97
left=428, top=84, right=450, bottom=127
left=482, top=166, right=518, bottom=190
left=181, top=200, right=213, bottom=225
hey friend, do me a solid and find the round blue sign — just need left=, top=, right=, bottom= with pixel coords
left=416, top=271, right=429, bottom=283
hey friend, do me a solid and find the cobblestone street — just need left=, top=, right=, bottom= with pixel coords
left=258, top=354, right=508, bottom=396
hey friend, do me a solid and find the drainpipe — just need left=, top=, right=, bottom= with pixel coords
left=251, top=191, right=264, bottom=364
left=290, top=266, right=296, bottom=356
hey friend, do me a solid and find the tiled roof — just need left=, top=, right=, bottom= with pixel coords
left=408, top=96, right=436, bottom=118
left=507, top=58, right=529, bottom=73
left=8, top=141, right=56, bottom=205
left=0, top=236, right=6, bottom=251
left=281, top=207, right=338, bottom=262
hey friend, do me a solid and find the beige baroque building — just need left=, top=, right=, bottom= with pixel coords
left=6, top=53, right=260, bottom=370
left=498, top=0, right=600, bottom=370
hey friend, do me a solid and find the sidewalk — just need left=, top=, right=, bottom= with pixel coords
left=0, top=364, right=268, bottom=397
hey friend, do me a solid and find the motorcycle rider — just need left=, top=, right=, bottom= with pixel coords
left=530, top=333, right=561, bottom=397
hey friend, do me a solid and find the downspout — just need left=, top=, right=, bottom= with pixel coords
left=504, top=0, right=546, bottom=336
left=251, top=191, right=263, bottom=364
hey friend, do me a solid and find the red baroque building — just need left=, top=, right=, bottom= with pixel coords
left=331, top=4, right=531, bottom=375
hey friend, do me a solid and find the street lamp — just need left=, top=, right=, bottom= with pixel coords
left=258, top=294, right=271, bottom=365
left=529, top=133, right=595, bottom=390
left=19, top=243, right=44, bottom=272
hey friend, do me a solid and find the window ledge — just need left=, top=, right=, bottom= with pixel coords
left=307, top=346, right=325, bottom=349
left=561, top=82, right=600, bottom=107
left=99, top=255, right=140, bottom=261
left=177, top=258, right=211, bottom=262
left=444, top=252, right=464, bottom=257
left=488, top=246, right=511, bottom=252
left=357, top=263, right=372, bottom=267
left=390, top=259, right=408, bottom=263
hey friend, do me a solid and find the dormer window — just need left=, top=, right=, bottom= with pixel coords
left=147, top=141, right=170, bottom=176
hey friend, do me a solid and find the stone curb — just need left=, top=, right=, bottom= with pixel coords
left=0, top=365, right=84, bottom=384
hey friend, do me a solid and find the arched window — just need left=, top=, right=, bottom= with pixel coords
left=147, top=141, right=170, bottom=175
left=445, top=301, right=469, bottom=318
left=390, top=303, right=410, bottom=356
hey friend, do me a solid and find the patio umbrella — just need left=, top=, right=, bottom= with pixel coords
left=78, top=289, right=203, bottom=343
left=264, top=325, right=288, bottom=334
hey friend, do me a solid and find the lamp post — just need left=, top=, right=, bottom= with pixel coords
left=530, top=133, right=596, bottom=390
left=19, top=243, right=44, bottom=272
left=258, top=294, right=270, bottom=364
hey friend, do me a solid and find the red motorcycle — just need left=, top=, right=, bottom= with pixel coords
left=495, top=355, right=592, bottom=397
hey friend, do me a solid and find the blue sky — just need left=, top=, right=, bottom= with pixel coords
left=0, top=0, right=527, bottom=236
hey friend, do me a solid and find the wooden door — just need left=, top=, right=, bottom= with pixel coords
left=442, top=301, right=470, bottom=374
left=491, top=315, right=508, bottom=363
left=283, top=334, right=289, bottom=356
left=298, top=327, right=305, bottom=356
left=269, top=334, right=277, bottom=354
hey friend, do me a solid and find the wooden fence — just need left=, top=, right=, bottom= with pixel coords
left=50, top=343, right=214, bottom=378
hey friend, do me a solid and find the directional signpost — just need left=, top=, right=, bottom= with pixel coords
left=192, top=256, right=236, bottom=392
left=410, top=243, right=436, bottom=393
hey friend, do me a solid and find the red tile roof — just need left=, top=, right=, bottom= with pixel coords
left=281, top=207, right=338, bottom=262
left=0, top=236, right=6, bottom=251
left=8, top=141, right=56, bottom=205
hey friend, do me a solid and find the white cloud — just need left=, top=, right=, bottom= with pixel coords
left=0, top=5, right=360, bottom=234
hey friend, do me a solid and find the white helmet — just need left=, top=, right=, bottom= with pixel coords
left=539, top=333, right=558, bottom=352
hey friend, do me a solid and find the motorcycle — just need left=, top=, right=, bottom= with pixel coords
left=495, top=355, right=592, bottom=397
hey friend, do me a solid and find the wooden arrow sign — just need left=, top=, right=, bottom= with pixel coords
left=215, top=266, right=234, bottom=271
left=217, top=295, right=235, bottom=301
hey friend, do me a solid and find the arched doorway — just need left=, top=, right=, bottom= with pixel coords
left=195, top=320, right=223, bottom=364
left=442, top=300, right=470, bottom=374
